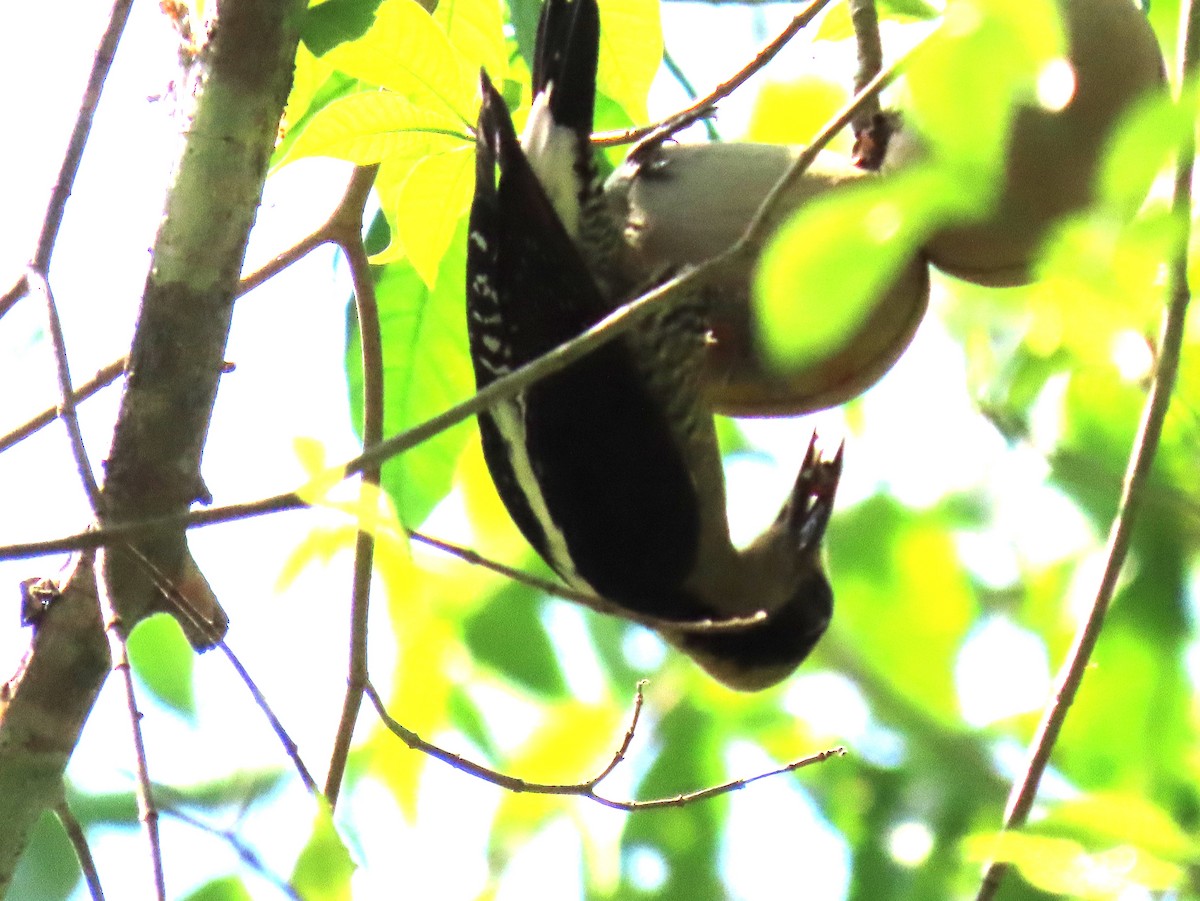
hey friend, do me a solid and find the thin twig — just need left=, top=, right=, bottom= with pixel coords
left=162, top=807, right=302, bottom=900
left=739, top=49, right=908, bottom=250
left=0, top=280, right=694, bottom=560
left=238, top=231, right=333, bottom=299
left=974, top=3, right=1198, bottom=898
left=102, top=542, right=319, bottom=791
left=0, top=359, right=125, bottom=455
left=0, top=277, right=27, bottom=318
left=0, top=0, right=135, bottom=322
left=661, top=49, right=721, bottom=142
left=408, top=529, right=601, bottom=603
left=364, top=680, right=843, bottom=810
left=849, top=0, right=883, bottom=134
left=29, top=268, right=133, bottom=896
left=218, top=642, right=319, bottom=794
left=0, top=65, right=903, bottom=565
left=324, top=165, right=383, bottom=807
left=0, top=155, right=368, bottom=459
left=95, top=549, right=167, bottom=900
left=593, top=0, right=834, bottom=147
left=0, top=223, right=334, bottom=457
left=31, top=0, right=134, bottom=274
left=407, top=529, right=765, bottom=633
left=54, top=799, right=105, bottom=901
left=590, top=680, right=648, bottom=784
left=25, top=269, right=103, bottom=510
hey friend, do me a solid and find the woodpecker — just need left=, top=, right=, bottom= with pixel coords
left=465, top=0, right=843, bottom=690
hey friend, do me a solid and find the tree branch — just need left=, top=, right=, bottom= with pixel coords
left=0, top=61, right=904, bottom=569
left=0, top=0, right=134, bottom=322
left=364, top=681, right=843, bottom=811
left=594, top=0, right=834, bottom=148
left=974, top=1, right=1199, bottom=896
left=0, top=0, right=307, bottom=892
left=323, top=164, right=384, bottom=807
left=54, top=799, right=104, bottom=901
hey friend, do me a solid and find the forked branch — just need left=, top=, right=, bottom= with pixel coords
left=365, top=681, right=844, bottom=811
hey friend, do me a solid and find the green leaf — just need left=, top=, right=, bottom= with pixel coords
left=509, top=0, right=544, bottom=73
left=302, top=0, right=386, bottom=56
left=282, top=91, right=468, bottom=167
left=1097, top=78, right=1196, bottom=214
left=435, top=0, right=508, bottom=86
left=346, top=229, right=475, bottom=528
left=387, top=144, right=474, bottom=286
left=66, top=772, right=287, bottom=827
left=754, top=166, right=952, bottom=371
left=291, top=800, right=357, bottom=901
left=180, top=877, right=254, bottom=901
left=447, top=683, right=501, bottom=760
left=9, top=811, right=78, bottom=901
left=597, top=0, right=662, bottom=122
left=321, top=0, right=477, bottom=125
left=127, top=613, right=196, bottom=720
left=826, top=497, right=976, bottom=721
left=464, top=587, right=567, bottom=696
left=964, top=831, right=1183, bottom=899
left=903, top=0, right=1062, bottom=173
left=883, top=0, right=940, bottom=18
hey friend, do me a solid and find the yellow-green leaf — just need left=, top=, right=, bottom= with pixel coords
left=180, top=877, right=253, bottom=901
left=322, top=0, right=476, bottom=125
left=1042, top=794, right=1199, bottom=863
left=744, top=77, right=851, bottom=152
left=597, top=0, right=661, bottom=122
left=493, top=698, right=624, bottom=831
left=284, top=91, right=468, bottom=167
left=293, top=436, right=344, bottom=505
left=283, top=42, right=335, bottom=140
left=903, top=0, right=1062, bottom=172
left=275, top=524, right=357, bottom=593
left=373, top=609, right=462, bottom=818
left=755, top=165, right=951, bottom=371
left=387, top=145, right=474, bottom=286
left=1097, top=79, right=1195, bottom=215
left=965, top=831, right=1183, bottom=900
left=1027, top=208, right=1179, bottom=361
left=291, top=800, right=356, bottom=901
left=127, top=613, right=196, bottom=720
left=435, top=0, right=507, bottom=85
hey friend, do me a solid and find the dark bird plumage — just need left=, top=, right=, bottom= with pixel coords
left=465, top=0, right=841, bottom=690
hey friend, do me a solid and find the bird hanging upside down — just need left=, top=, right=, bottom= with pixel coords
left=465, top=0, right=842, bottom=691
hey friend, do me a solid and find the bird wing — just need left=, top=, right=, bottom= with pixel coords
left=468, top=72, right=715, bottom=622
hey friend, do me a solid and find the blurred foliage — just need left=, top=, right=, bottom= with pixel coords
left=291, top=800, right=356, bottom=899
left=26, top=0, right=1200, bottom=899
left=287, top=0, right=1199, bottom=896
left=127, top=613, right=197, bottom=721
left=181, top=877, right=255, bottom=901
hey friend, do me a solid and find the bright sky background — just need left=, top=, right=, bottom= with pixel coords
left=0, top=1, right=1096, bottom=898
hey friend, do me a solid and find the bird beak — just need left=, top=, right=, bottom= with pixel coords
left=781, top=433, right=843, bottom=553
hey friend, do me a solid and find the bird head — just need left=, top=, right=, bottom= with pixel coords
left=668, top=435, right=843, bottom=691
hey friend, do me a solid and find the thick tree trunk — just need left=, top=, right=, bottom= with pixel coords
left=0, top=0, right=306, bottom=892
